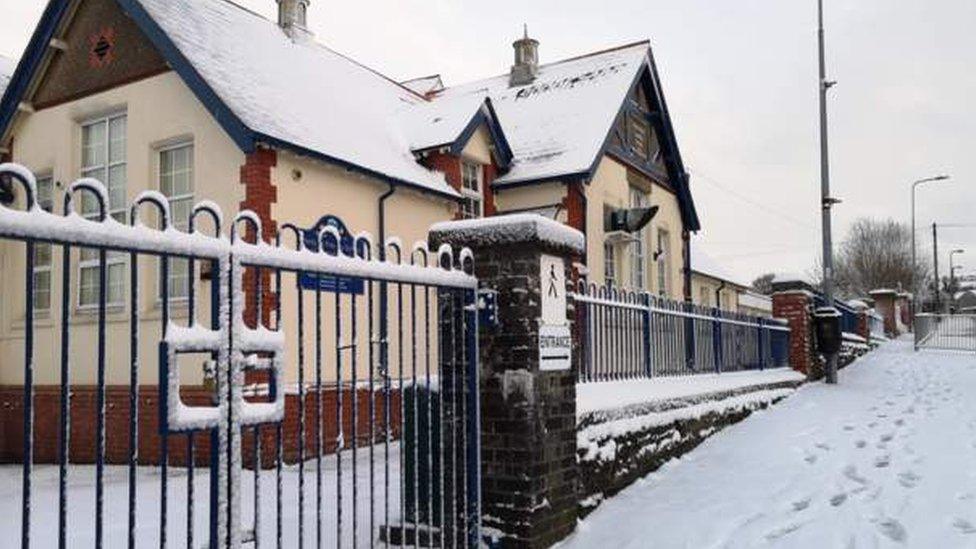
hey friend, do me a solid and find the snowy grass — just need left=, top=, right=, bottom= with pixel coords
left=561, top=339, right=976, bottom=548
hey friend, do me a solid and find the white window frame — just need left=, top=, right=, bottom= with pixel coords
left=157, top=141, right=194, bottom=301
left=78, top=112, right=127, bottom=309
left=32, top=175, right=54, bottom=311
left=460, top=160, right=483, bottom=220
left=604, top=241, right=616, bottom=287
left=629, top=187, right=648, bottom=289
left=656, top=227, right=671, bottom=297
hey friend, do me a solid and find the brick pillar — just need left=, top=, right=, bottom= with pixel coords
left=239, top=148, right=278, bottom=327
left=869, top=290, right=898, bottom=337
left=430, top=215, right=584, bottom=549
left=772, top=285, right=819, bottom=379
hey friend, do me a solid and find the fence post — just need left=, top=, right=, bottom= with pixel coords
left=757, top=318, right=765, bottom=370
left=712, top=308, right=723, bottom=373
left=642, top=293, right=652, bottom=377
left=684, top=302, right=696, bottom=371
left=429, top=216, right=584, bottom=548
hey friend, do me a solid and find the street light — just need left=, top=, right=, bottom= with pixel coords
left=911, top=174, right=950, bottom=309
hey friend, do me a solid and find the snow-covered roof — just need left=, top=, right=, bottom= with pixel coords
left=134, top=0, right=458, bottom=198
left=0, top=55, right=15, bottom=99
left=396, top=93, right=490, bottom=152
left=738, top=291, right=772, bottom=313
left=691, top=249, right=748, bottom=288
left=433, top=42, right=650, bottom=186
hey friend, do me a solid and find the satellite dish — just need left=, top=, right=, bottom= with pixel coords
left=609, top=206, right=659, bottom=233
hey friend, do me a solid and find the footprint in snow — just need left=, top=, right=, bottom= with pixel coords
left=830, top=493, right=848, bottom=506
left=953, top=518, right=976, bottom=535
left=880, top=433, right=895, bottom=443
left=804, top=453, right=818, bottom=465
left=877, top=518, right=908, bottom=542
left=874, top=454, right=891, bottom=468
left=843, top=425, right=855, bottom=431
left=894, top=418, right=905, bottom=427
left=898, top=470, right=921, bottom=489
left=843, top=465, right=869, bottom=485
left=764, top=522, right=804, bottom=541
left=855, top=440, right=867, bottom=449
left=791, top=498, right=811, bottom=512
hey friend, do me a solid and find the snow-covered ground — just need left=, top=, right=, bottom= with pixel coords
left=562, top=339, right=976, bottom=548
left=1, top=443, right=409, bottom=547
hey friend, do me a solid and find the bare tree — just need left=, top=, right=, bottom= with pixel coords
left=751, top=273, right=776, bottom=295
left=814, top=218, right=929, bottom=299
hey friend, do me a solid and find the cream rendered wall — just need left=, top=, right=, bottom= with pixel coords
left=585, top=156, right=684, bottom=299
left=0, top=72, right=245, bottom=385
left=494, top=182, right=567, bottom=221
left=691, top=273, right=741, bottom=312
left=270, top=141, right=458, bottom=387
left=460, top=126, right=493, bottom=165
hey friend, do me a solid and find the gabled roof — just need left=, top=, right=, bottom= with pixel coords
left=435, top=42, right=649, bottom=186
left=0, top=0, right=466, bottom=199
left=132, top=0, right=460, bottom=197
left=0, top=0, right=697, bottom=229
left=0, top=55, right=15, bottom=99
left=396, top=94, right=512, bottom=166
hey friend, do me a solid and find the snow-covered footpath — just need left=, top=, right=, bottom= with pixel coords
left=561, top=339, right=976, bottom=548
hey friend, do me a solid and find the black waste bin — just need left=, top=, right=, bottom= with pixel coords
left=814, top=307, right=843, bottom=354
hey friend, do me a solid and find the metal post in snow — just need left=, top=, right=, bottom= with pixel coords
left=642, top=293, right=652, bottom=377
left=933, top=222, right=941, bottom=312
left=818, top=0, right=839, bottom=384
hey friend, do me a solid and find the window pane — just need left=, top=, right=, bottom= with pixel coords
left=108, top=262, right=125, bottom=304
left=170, top=197, right=192, bottom=231
left=80, top=266, right=98, bottom=306
left=35, top=242, right=52, bottom=267
left=36, top=177, right=53, bottom=212
left=81, top=168, right=106, bottom=216
left=109, top=116, right=126, bottom=164
left=167, top=257, right=190, bottom=299
left=33, top=270, right=51, bottom=310
left=82, top=122, right=106, bottom=168
left=108, top=164, right=126, bottom=207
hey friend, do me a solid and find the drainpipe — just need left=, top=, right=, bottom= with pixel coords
left=378, top=183, right=395, bottom=387
left=715, top=280, right=727, bottom=310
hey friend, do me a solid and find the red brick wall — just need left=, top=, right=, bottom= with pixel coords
left=0, top=385, right=403, bottom=468
left=772, top=292, right=814, bottom=376
left=483, top=163, right=497, bottom=216
left=239, top=148, right=278, bottom=328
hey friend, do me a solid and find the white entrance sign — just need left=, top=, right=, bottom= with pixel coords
left=540, top=254, right=567, bottom=325
left=539, top=324, right=572, bottom=371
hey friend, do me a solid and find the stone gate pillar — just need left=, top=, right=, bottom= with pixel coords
left=430, top=214, right=584, bottom=548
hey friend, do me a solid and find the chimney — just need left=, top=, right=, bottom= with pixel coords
left=509, top=25, right=539, bottom=87
left=277, top=0, right=312, bottom=40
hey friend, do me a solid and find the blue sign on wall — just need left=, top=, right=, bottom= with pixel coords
left=298, top=215, right=364, bottom=295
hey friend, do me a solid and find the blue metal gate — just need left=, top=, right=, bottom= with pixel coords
left=0, top=164, right=480, bottom=548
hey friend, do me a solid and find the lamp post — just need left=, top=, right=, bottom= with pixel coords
left=817, top=0, right=843, bottom=384
left=910, top=175, right=950, bottom=313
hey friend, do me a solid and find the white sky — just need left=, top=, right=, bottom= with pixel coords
left=1, top=0, right=974, bottom=285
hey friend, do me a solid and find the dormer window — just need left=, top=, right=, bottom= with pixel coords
left=460, top=161, right=483, bottom=219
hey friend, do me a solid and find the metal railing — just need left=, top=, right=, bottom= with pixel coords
left=0, top=164, right=480, bottom=548
left=915, top=313, right=976, bottom=352
left=573, top=283, right=791, bottom=383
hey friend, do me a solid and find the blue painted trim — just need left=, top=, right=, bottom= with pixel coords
left=444, top=99, right=513, bottom=168
left=0, top=0, right=71, bottom=144
left=254, top=131, right=461, bottom=201
left=114, top=0, right=255, bottom=153
left=645, top=48, right=700, bottom=231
